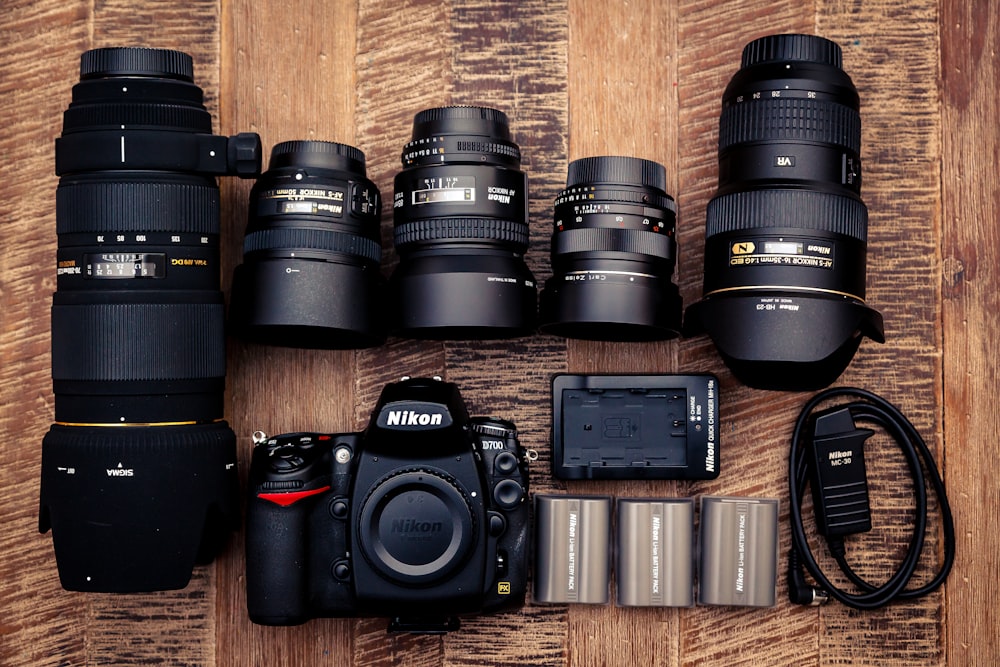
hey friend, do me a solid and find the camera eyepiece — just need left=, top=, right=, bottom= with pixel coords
left=684, top=34, right=884, bottom=390
left=538, top=155, right=682, bottom=341
left=389, top=106, right=536, bottom=339
left=229, top=140, right=385, bottom=349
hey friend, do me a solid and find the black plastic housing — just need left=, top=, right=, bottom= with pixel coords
left=551, top=374, right=719, bottom=480
left=245, top=378, right=530, bottom=631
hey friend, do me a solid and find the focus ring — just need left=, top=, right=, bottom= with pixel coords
left=243, top=228, right=381, bottom=264
left=554, top=227, right=675, bottom=262
left=719, top=98, right=860, bottom=153
left=62, top=103, right=212, bottom=133
left=51, top=302, right=226, bottom=381
left=706, top=189, right=868, bottom=241
left=555, top=187, right=676, bottom=211
left=56, top=180, right=220, bottom=235
left=394, top=218, right=530, bottom=249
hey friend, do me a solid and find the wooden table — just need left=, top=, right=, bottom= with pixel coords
left=1, top=0, right=995, bottom=664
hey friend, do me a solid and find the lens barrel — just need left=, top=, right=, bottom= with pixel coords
left=40, top=47, right=261, bottom=592
left=389, top=106, right=536, bottom=339
left=538, top=156, right=681, bottom=340
left=230, top=140, right=385, bottom=348
left=684, top=34, right=884, bottom=390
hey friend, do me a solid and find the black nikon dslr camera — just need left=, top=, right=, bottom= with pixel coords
left=245, top=377, right=531, bottom=631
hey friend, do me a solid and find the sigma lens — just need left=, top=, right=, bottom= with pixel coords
left=389, top=106, right=536, bottom=338
left=538, top=156, right=682, bottom=340
left=684, top=34, right=884, bottom=390
left=40, top=47, right=261, bottom=592
left=229, top=140, right=384, bottom=348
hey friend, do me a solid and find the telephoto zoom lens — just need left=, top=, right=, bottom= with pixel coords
left=40, top=47, right=261, bottom=592
left=538, top=156, right=682, bottom=340
left=389, top=106, right=536, bottom=338
left=684, top=34, right=884, bottom=390
left=229, top=140, right=384, bottom=348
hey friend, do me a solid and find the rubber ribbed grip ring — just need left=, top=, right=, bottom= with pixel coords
left=554, top=186, right=676, bottom=212
left=566, top=156, right=667, bottom=191
left=243, top=228, right=381, bottom=263
left=553, top=227, right=675, bottom=261
left=56, top=180, right=219, bottom=235
left=741, top=34, right=842, bottom=68
left=706, top=189, right=868, bottom=241
left=62, top=103, right=212, bottom=132
left=719, top=98, right=860, bottom=153
left=81, top=47, right=194, bottom=81
left=394, top=218, right=530, bottom=249
left=51, top=302, right=226, bottom=381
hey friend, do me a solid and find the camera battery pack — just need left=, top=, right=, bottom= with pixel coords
left=698, top=496, right=779, bottom=607
left=551, top=374, right=720, bottom=480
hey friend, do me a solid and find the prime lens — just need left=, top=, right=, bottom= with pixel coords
left=684, top=34, right=884, bottom=390
left=389, top=106, right=536, bottom=338
left=538, top=156, right=681, bottom=340
left=230, top=140, right=384, bottom=348
left=40, top=47, right=261, bottom=592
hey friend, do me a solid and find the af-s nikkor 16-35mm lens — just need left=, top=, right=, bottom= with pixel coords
left=684, top=34, right=884, bottom=390
left=538, top=156, right=682, bottom=340
left=40, top=47, right=261, bottom=592
left=229, top=140, right=384, bottom=348
left=389, top=106, right=536, bottom=338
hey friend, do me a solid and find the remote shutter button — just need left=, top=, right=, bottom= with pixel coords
left=493, top=479, right=524, bottom=509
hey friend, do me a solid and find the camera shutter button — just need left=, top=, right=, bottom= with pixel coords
left=493, top=479, right=523, bottom=509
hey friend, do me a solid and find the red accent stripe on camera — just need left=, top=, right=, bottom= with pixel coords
left=257, top=486, right=331, bottom=507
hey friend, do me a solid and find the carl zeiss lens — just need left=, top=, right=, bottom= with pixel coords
left=538, top=156, right=681, bottom=340
left=684, top=34, right=884, bottom=390
left=229, top=141, right=384, bottom=348
left=389, top=106, right=536, bottom=339
left=40, top=47, right=261, bottom=592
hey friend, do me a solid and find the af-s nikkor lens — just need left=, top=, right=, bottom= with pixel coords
left=229, top=140, right=384, bottom=348
left=684, top=34, right=884, bottom=390
left=40, top=47, right=261, bottom=592
left=389, top=106, right=536, bottom=338
left=538, top=156, right=681, bottom=340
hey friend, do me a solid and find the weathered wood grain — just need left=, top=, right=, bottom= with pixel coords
left=1, top=0, right=992, bottom=664
left=941, top=1, right=1000, bottom=665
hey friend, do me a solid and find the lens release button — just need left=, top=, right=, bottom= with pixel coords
left=488, top=511, right=506, bottom=537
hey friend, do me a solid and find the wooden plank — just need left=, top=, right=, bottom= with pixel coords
left=217, top=1, right=361, bottom=665
left=940, top=1, right=1000, bottom=665
left=0, top=4, right=91, bottom=664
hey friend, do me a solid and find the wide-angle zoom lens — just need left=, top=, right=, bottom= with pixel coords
left=538, top=156, right=681, bottom=340
left=230, top=140, right=385, bottom=348
left=684, top=34, right=884, bottom=390
left=40, top=47, right=260, bottom=592
left=389, top=106, right=536, bottom=339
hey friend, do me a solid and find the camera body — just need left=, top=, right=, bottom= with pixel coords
left=246, top=378, right=530, bottom=630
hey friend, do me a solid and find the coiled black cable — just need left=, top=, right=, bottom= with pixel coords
left=787, top=387, right=955, bottom=609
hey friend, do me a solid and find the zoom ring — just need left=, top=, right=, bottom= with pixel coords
left=706, top=189, right=868, bottom=241
left=56, top=181, right=219, bottom=235
left=394, top=218, right=530, bottom=249
left=62, top=103, right=212, bottom=132
left=719, top=98, right=860, bottom=154
left=51, top=302, right=226, bottom=381
left=554, top=227, right=675, bottom=261
left=243, top=228, right=381, bottom=264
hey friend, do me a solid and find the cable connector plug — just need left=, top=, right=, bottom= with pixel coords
left=809, top=407, right=874, bottom=539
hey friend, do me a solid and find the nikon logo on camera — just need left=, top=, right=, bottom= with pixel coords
left=376, top=401, right=453, bottom=430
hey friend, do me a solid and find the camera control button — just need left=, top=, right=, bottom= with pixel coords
left=330, top=498, right=349, bottom=520
left=332, top=560, right=350, bottom=581
left=488, top=511, right=506, bottom=537
left=269, top=455, right=304, bottom=471
left=493, top=479, right=524, bottom=509
left=493, top=451, right=519, bottom=475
